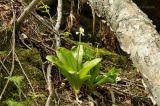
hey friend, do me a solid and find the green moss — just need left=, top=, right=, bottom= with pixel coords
left=15, top=47, right=45, bottom=89
left=0, top=29, right=12, bottom=51
left=0, top=47, right=46, bottom=105
left=16, top=48, right=41, bottom=65
left=65, top=38, right=128, bottom=64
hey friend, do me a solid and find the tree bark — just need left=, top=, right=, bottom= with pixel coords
left=17, top=0, right=40, bottom=26
left=88, top=0, right=160, bottom=105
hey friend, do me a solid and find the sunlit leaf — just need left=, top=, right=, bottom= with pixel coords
left=46, top=46, right=102, bottom=94
left=79, top=58, right=101, bottom=76
left=29, top=93, right=46, bottom=100
left=60, top=32, right=72, bottom=36
left=72, top=45, right=84, bottom=70
left=87, top=64, right=100, bottom=85
left=5, top=76, right=24, bottom=87
left=46, top=55, right=74, bottom=74
left=96, top=68, right=121, bottom=85
left=5, top=99, right=25, bottom=106
left=56, top=47, right=77, bottom=71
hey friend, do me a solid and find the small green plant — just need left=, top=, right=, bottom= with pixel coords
left=4, top=99, right=25, bottom=106
left=5, top=76, right=24, bottom=100
left=87, top=67, right=120, bottom=87
left=60, top=31, right=72, bottom=37
left=46, top=45, right=101, bottom=94
left=38, top=5, right=50, bottom=14
left=4, top=99, right=34, bottom=106
left=84, top=47, right=121, bottom=90
left=29, top=93, right=46, bottom=100
left=47, top=27, right=121, bottom=104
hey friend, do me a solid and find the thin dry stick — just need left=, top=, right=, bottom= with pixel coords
left=0, top=60, right=27, bottom=99
left=0, top=8, right=29, bottom=102
left=45, top=0, right=62, bottom=105
left=15, top=53, right=35, bottom=93
left=0, top=60, right=10, bottom=74
left=42, top=63, right=47, bottom=83
left=109, top=88, right=116, bottom=105
left=45, top=64, right=52, bottom=106
left=0, top=48, right=12, bottom=71
left=15, top=54, right=39, bottom=106
left=32, top=13, right=53, bottom=31
left=54, top=0, right=62, bottom=47
left=0, top=9, right=16, bottom=100
left=67, top=0, right=76, bottom=31
left=55, top=0, right=63, bottom=82
left=17, top=0, right=42, bottom=25
left=90, top=6, right=95, bottom=35
left=40, top=1, right=54, bottom=27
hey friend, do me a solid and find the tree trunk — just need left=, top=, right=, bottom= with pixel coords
left=88, top=0, right=160, bottom=105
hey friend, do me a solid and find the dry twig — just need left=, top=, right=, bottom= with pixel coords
left=54, top=0, right=62, bottom=47
left=45, top=64, right=52, bottom=106
left=45, top=0, right=62, bottom=105
left=15, top=53, right=35, bottom=93
left=0, top=6, right=16, bottom=100
left=17, top=0, right=41, bottom=26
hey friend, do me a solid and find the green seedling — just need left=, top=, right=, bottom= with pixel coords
left=29, top=93, right=46, bottom=100
left=46, top=45, right=101, bottom=94
left=38, top=5, right=50, bottom=14
left=5, top=76, right=24, bottom=100
left=4, top=99, right=25, bottom=106
left=86, top=63, right=120, bottom=91
left=95, top=67, right=121, bottom=85
left=60, top=31, right=72, bottom=37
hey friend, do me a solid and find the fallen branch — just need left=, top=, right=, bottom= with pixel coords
left=16, top=0, right=41, bottom=26
left=45, top=64, right=52, bottom=106
left=88, top=0, right=160, bottom=105
left=54, top=0, right=62, bottom=47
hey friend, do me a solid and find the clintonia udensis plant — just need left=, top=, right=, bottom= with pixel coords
left=46, top=27, right=120, bottom=103
left=46, top=45, right=101, bottom=94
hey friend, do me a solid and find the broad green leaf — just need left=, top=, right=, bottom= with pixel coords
left=87, top=64, right=100, bottom=85
left=65, top=73, right=90, bottom=94
left=46, top=55, right=58, bottom=64
left=104, top=67, right=120, bottom=79
left=79, top=58, right=101, bottom=76
left=46, top=55, right=75, bottom=74
left=56, top=47, right=77, bottom=71
left=96, top=68, right=120, bottom=85
left=72, top=45, right=84, bottom=70
left=67, top=73, right=81, bottom=94
left=94, top=75, right=104, bottom=84
left=46, top=46, right=102, bottom=94
left=83, top=47, right=95, bottom=60
left=75, top=45, right=84, bottom=65
left=80, top=75, right=91, bottom=82
left=50, top=58, right=83, bottom=94
left=96, top=76, right=113, bottom=85
left=47, top=55, right=82, bottom=93
left=71, top=46, right=77, bottom=58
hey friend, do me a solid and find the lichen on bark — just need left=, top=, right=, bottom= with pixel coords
left=88, top=0, right=160, bottom=105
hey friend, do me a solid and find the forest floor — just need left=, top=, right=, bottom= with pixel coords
left=0, top=1, right=154, bottom=106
